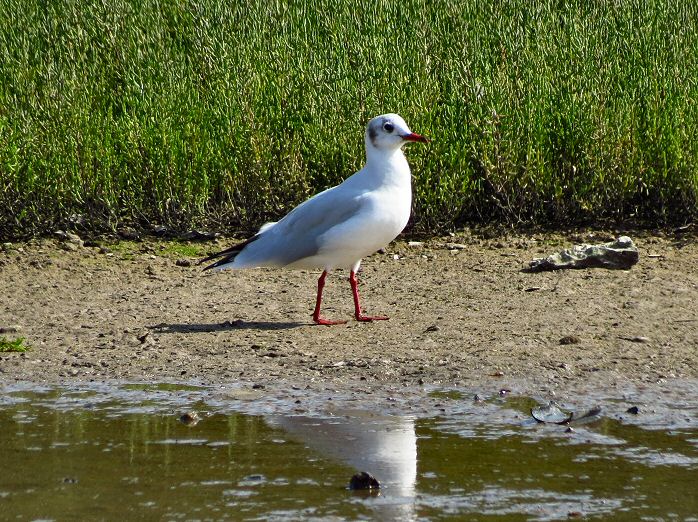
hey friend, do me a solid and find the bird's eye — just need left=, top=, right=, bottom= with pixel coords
left=383, top=122, right=394, bottom=133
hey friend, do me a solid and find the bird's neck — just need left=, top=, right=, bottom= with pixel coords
left=363, top=146, right=411, bottom=188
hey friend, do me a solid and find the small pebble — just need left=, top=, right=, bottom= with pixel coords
left=0, top=325, right=22, bottom=334
left=559, top=335, right=581, bottom=345
left=65, top=232, right=83, bottom=245
left=137, top=332, right=153, bottom=345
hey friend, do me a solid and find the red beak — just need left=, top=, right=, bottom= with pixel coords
left=401, top=132, right=430, bottom=143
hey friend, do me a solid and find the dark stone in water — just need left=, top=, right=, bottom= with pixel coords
left=349, top=471, right=380, bottom=490
left=626, top=406, right=640, bottom=414
left=179, top=412, right=200, bottom=426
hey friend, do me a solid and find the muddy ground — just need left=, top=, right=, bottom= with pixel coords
left=1, top=230, right=696, bottom=399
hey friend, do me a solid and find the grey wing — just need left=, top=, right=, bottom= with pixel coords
left=233, top=185, right=365, bottom=267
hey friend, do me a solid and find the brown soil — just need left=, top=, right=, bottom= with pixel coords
left=1, top=231, right=696, bottom=396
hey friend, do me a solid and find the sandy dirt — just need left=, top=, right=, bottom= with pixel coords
left=1, top=230, right=696, bottom=397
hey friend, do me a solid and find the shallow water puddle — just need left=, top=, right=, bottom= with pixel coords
left=1, top=384, right=697, bottom=521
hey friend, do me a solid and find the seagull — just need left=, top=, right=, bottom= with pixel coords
left=200, top=113, right=429, bottom=325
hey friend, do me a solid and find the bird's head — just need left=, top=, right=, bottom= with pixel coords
left=365, top=114, right=429, bottom=152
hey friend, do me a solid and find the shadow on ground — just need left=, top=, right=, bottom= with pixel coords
left=150, top=320, right=306, bottom=333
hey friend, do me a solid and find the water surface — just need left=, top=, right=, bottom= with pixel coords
left=1, top=383, right=696, bottom=520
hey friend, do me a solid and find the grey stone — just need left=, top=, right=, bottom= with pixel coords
left=527, top=236, right=639, bottom=272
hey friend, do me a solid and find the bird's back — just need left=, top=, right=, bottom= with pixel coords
left=230, top=160, right=410, bottom=270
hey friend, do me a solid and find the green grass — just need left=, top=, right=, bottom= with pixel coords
left=157, top=241, right=207, bottom=258
left=100, top=239, right=206, bottom=258
left=0, top=336, right=29, bottom=352
left=1, top=0, right=697, bottom=239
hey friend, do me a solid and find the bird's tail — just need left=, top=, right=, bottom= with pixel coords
left=199, top=234, right=260, bottom=271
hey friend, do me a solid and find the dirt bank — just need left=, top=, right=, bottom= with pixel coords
left=1, top=230, right=696, bottom=396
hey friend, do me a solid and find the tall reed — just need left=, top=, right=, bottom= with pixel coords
left=1, top=0, right=696, bottom=238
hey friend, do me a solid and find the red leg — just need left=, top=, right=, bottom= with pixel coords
left=312, top=270, right=347, bottom=325
left=350, top=270, right=389, bottom=322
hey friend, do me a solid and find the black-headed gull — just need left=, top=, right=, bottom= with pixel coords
left=200, top=114, right=429, bottom=325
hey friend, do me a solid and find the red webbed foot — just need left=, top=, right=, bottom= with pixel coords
left=313, top=315, right=348, bottom=326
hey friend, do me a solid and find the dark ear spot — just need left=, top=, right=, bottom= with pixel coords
left=368, top=124, right=378, bottom=146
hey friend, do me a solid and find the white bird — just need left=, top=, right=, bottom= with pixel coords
left=200, top=113, right=429, bottom=325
